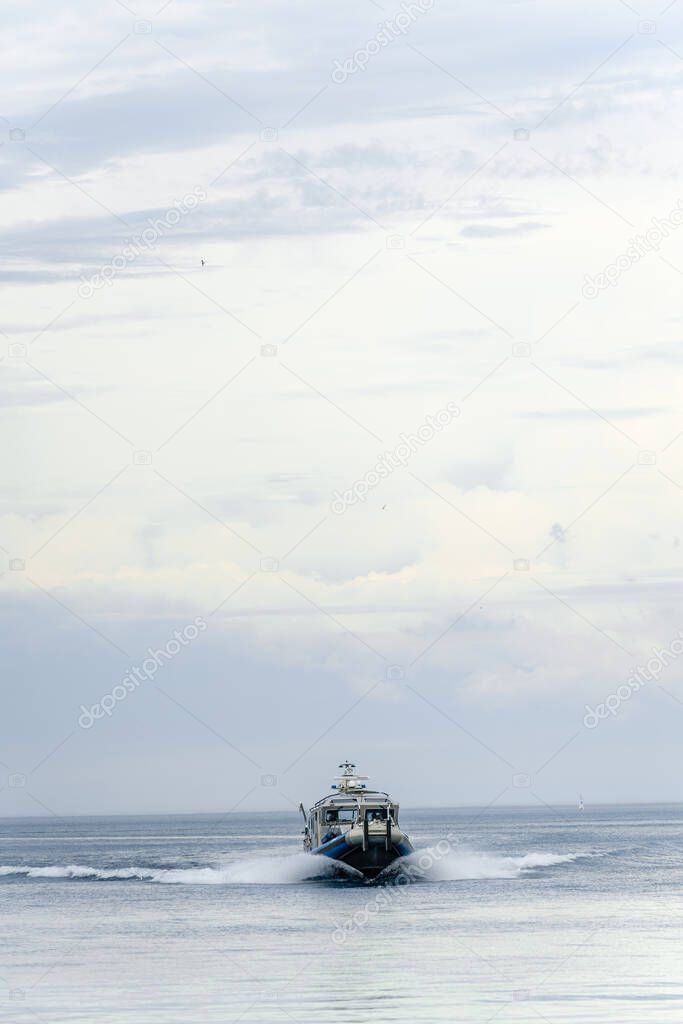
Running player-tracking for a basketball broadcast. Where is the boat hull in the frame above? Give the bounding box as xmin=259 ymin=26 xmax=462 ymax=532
xmin=312 ymin=828 xmax=413 ymax=879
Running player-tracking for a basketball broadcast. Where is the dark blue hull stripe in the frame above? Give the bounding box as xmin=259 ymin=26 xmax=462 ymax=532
xmin=312 ymin=834 xmax=352 ymax=858
xmin=311 ymin=833 xmax=414 ymax=864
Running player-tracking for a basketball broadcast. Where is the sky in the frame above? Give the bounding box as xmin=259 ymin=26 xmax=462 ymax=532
xmin=2 ymin=0 xmax=683 ymax=818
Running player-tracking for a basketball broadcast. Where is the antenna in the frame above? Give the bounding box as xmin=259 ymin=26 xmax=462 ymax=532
xmin=334 ymin=761 xmax=369 ymax=791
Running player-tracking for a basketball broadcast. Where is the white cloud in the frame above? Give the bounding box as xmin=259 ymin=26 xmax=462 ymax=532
xmin=3 ymin=0 xmax=683 ymax=811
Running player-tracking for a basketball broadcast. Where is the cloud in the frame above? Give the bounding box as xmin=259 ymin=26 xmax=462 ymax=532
xmin=0 ymin=368 xmax=72 ymax=407
xmin=460 ymin=221 xmax=550 ymax=238
xmin=550 ymin=522 xmax=567 ymax=543
xmin=3 ymin=0 xmax=683 ymax=812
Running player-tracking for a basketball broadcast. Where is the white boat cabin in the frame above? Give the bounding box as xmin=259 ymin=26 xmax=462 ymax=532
xmin=302 ymin=762 xmax=401 ymax=850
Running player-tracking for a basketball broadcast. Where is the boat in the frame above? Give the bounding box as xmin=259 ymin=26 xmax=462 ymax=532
xmin=300 ymin=761 xmax=413 ymax=879
xmin=578 ymin=794 xmax=585 ymax=812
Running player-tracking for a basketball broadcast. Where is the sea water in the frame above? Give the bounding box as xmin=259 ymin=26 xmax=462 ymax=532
xmin=1 ymin=804 xmax=682 ymax=1022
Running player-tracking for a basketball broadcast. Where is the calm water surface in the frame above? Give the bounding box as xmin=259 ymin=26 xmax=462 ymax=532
xmin=1 ymin=804 xmax=682 ymax=1022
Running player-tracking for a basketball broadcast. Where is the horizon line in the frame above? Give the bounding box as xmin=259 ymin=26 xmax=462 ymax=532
xmin=1 ymin=799 xmax=682 ymax=822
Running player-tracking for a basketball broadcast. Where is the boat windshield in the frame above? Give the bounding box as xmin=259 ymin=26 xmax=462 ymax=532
xmin=325 ymin=808 xmax=356 ymax=823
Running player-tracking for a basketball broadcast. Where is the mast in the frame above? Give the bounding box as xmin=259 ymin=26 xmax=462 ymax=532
xmin=334 ymin=761 xmax=369 ymax=794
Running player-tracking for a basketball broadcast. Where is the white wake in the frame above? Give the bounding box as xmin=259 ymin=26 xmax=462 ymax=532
xmin=386 ymin=847 xmax=590 ymax=881
xmin=0 ymin=853 xmax=361 ymax=885
xmin=0 ymin=849 xmax=593 ymax=885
